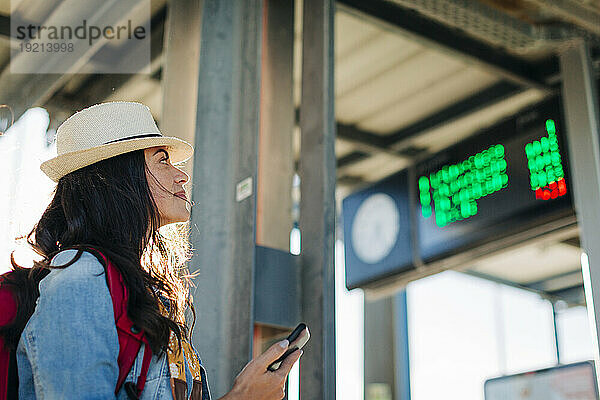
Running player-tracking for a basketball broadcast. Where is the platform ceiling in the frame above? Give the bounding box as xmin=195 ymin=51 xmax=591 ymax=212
xmin=2 ymin=0 xmax=599 ymax=304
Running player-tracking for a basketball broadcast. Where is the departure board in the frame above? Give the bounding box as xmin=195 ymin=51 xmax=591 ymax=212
xmin=416 ymin=98 xmax=574 ymax=262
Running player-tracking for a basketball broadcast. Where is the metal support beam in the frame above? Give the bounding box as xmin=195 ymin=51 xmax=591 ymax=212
xmin=465 ymin=269 xmax=585 ymax=307
xmin=547 ymin=286 xmax=585 ymax=306
xmin=337 ymin=150 xmax=370 ymax=169
xmin=298 ymin=0 xmax=337 ymax=397
xmin=551 ymin=301 xmax=562 ymax=365
xmin=559 ymin=39 xmax=600 ymax=389
xmin=337 ymin=123 xmax=410 ymax=159
xmin=526 ymin=0 xmax=600 ymax=36
xmin=365 ymin=296 xmax=396 ymax=400
xmin=336 ymin=123 xmax=390 ymax=150
xmin=337 ymin=174 xmax=367 ymax=186
xmin=336 ymin=0 xmax=555 ymax=90
xmin=189 ymin=0 xmax=263 ymax=397
xmin=393 ymin=290 xmax=411 ymax=400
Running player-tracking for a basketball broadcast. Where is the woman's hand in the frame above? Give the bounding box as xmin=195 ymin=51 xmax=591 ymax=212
xmin=219 ymin=339 xmax=303 ymax=400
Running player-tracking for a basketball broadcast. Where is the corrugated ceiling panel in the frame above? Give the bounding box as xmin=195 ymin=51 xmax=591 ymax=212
xmin=335 ymin=138 xmax=358 ymax=158
xmin=336 ymin=50 xmax=466 ymax=125
xmin=335 ymin=12 xmax=381 ymax=59
xmin=469 ymin=242 xmax=582 ymax=284
xmin=358 ymin=67 xmax=499 ymax=134
xmin=340 ymin=152 xmax=410 ymax=182
xmin=335 ymin=31 xmax=422 ymax=97
xmin=408 ymin=88 xmax=547 ymax=153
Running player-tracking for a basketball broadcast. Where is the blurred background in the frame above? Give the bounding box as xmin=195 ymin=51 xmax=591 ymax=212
xmin=1 ymin=0 xmax=600 ymax=399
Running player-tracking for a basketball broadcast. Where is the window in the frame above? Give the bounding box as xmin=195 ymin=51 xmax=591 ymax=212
xmin=407 ymin=271 xmax=557 ymax=400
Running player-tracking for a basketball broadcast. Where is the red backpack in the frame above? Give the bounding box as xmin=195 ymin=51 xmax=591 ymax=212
xmin=0 ymin=248 xmax=152 ymax=399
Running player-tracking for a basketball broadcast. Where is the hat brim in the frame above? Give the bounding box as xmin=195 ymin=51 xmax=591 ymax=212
xmin=40 ymin=135 xmax=194 ymax=182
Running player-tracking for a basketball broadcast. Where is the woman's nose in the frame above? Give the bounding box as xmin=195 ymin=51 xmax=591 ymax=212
xmin=174 ymin=166 xmax=190 ymax=184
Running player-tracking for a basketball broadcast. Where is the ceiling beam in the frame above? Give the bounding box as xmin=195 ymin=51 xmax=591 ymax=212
xmin=526 ymin=270 xmax=583 ymax=293
xmin=333 ymin=81 xmax=526 ymax=171
xmin=545 ymin=285 xmax=584 ymax=307
xmin=337 ymin=150 xmax=370 ymax=168
xmin=526 ymin=0 xmax=600 ymax=36
xmin=337 ymin=122 xmax=387 ymax=148
xmin=334 ymin=77 xmax=600 ymax=173
xmin=336 ymin=122 xmax=410 ymax=159
xmin=38 ymin=6 xmax=166 ymax=121
xmin=337 ymin=174 xmax=367 ymax=186
xmin=335 ymin=123 xmax=412 ymax=179
xmin=383 ymin=81 xmax=524 ymax=149
xmin=0 ymin=0 xmax=152 ymax=121
xmin=464 ymin=270 xmax=582 ymax=306
xmin=337 ymin=0 xmax=557 ymax=90
xmin=0 ymin=14 xmax=9 ymax=38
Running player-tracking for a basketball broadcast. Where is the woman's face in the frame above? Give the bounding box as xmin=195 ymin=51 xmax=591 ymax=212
xmin=144 ymin=146 xmax=191 ymax=226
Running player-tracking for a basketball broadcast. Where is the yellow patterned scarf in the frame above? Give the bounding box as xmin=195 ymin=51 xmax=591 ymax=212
xmin=158 ymin=299 xmax=204 ymax=400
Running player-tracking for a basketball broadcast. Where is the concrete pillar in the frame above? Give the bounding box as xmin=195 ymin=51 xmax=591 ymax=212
xmin=253 ymin=0 xmax=296 ymax=388
xmin=189 ymin=1 xmax=263 ymax=397
xmin=298 ymin=0 xmax=337 ymax=397
xmin=559 ymin=39 xmax=600 ymax=389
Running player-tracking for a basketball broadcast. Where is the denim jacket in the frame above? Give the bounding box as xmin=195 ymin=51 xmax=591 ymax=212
xmin=16 ymin=249 xmax=210 ymax=399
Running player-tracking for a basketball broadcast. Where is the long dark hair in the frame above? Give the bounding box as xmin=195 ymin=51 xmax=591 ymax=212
xmin=0 ymin=149 xmax=195 ymax=355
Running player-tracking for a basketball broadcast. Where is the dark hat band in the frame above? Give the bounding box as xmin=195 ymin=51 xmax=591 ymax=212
xmin=104 ymin=133 xmax=163 ymax=145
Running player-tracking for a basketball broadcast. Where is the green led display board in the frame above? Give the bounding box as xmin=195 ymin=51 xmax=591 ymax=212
xmin=525 ymin=119 xmax=567 ymax=200
xmin=416 ymin=98 xmax=572 ymax=262
xmin=341 ymin=97 xmax=574 ymax=289
xmin=418 ymin=144 xmax=509 ymax=227
xmin=418 ymin=119 xmax=568 ymax=228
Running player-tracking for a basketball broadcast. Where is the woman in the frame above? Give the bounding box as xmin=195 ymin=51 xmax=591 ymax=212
xmin=6 ymin=102 xmax=301 ymax=399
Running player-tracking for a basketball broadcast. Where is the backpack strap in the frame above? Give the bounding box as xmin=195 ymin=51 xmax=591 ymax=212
xmin=0 ymin=248 xmax=153 ymax=399
xmin=85 ymin=248 xmax=153 ymax=398
xmin=0 ymin=274 xmax=18 ymax=400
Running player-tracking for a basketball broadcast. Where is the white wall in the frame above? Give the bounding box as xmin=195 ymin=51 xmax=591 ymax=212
xmin=0 ymin=107 xmax=55 ymax=274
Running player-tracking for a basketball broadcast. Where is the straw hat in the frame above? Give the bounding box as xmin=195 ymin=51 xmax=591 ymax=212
xmin=40 ymin=101 xmax=193 ymax=182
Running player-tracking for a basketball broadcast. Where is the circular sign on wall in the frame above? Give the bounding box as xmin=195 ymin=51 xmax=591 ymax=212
xmin=351 ymin=193 xmax=400 ymax=264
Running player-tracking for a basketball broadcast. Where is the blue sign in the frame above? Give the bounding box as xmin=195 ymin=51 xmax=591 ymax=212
xmin=342 ymin=169 xmax=413 ymax=290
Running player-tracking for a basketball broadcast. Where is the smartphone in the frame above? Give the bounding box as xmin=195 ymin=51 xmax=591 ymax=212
xmin=267 ymin=323 xmax=310 ymax=372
